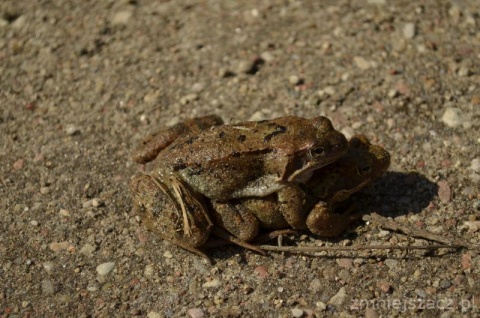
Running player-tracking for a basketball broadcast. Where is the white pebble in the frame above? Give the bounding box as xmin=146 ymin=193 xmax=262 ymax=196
xmin=292 ymin=308 xmax=304 ymax=318
xmin=329 ymin=287 xmax=347 ymax=306
xmin=403 ymin=23 xmax=416 ymax=39
xmin=289 ymin=75 xmax=301 ymax=85
xmin=441 ymin=107 xmax=463 ymax=128
xmin=202 ymin=279 xmax=221 ymax=288
xmin=112 ymin=10 xmax=132 ymax=25
xmin=65 ymin=125 xmax=80 ymax=135
xmin=163 ymin=250 xmax=173 ymax=259
xmin=92 ymin=198 xmax=102 ymax=207
xmin=470 ymin=158 xmax=480 ymax=172
xmin=147 ymin=311 xmax=163 ymax=318
xmin=42 ymin=261 xmax=55 ymax=273
xmin=96 ymin=262 xmax=115 ymax=276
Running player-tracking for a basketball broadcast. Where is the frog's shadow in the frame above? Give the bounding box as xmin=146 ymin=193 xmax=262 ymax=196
xmin=208 ymin=171 xmax=439 ymax=261
xmin=353 ymin=171 xmax=438 ymax=218
xmin=318 ymin=170 xmax=439 ymax=243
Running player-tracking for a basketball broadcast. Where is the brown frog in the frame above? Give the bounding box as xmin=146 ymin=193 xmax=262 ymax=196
xmin=130 ymin=115 xmax=348 ymax=260
xmin=238 ymin=135 xmax=391 ymax=237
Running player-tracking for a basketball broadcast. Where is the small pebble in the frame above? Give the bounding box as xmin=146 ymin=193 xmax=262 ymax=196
xmin=191 ymin=82 xmax=205 ymax=93
xmin=65 ymin=125 xmax=80 ymax=135
xmin=49 ymin=241 xmax=70 ymax=252
xmin=163 ymin=250 xmax=173 ymax=259
xmin=82 ymin=200 xmax=93 ymax=208
xmin=260 ymin=51 xmax=274 ymax=63
xmin=385 ymin=259 xmax=399 ymax=270
xmin=79 ymin=243 xmax=95 ymax=256
xmin=439 ymin=279 xmax=451 ymax=289
xmin=289 ymin=75 xmax=301 ymax=85
xmin=41 ymin=279 xmax=55 ymax=295
xmin=367 ymin=0 xmax=386 ymax=4
xmin=461 ymin=253 xmax=472 ymax=270
xmin=403 ymin=23 xmax=416 ymax=39
xmin=11 ymin=15 xmax=27 ymax=29
xmin=377 ymin=281 xmax=392 ymax=293
xmin=91 ymin=198 xmax=102 ymax=207
xmin=87 ymin=286 xmax=98 ymax=292
xmin=329 ymin=287 xmax=347 ymax=306
xmin=144 ymin=264 xmax=154 ymax=277
xmin=457 ymin=65 xmax=470 ymax=77
xmin=42 ymin=261 xmax=55 ymax=273
xmin=316 ymin=301 xmax=326 ymax=310
xmin=187 ymin=308 xmax=204 ymax=318
xmin=437 ymin=180 xmax=451 ymax=203
xmin=143 ymin=90 xmax=159 ymax=104
xmin=254 ymin=265 xmax=268 ymax=278
xmin=147 ymin=311 xmax=162 ymax=318
xmin=353 ymin=56 xmax=375 ymax=70
xmin=179 ymin=93 xmax=199 ymax=105
xmin=40 ymin=186 xmax=50 ymax=194
xmin=112 ymin=10 xmax=133 ymax=25
xmin=309 ymin=278 xmax=322 ymax=292
xmin=13 ymin=159 xmax=24 ymax=170
xmin=237 ymin=60 xmax=255 ymax=74
xmin=30 ymin=220 xmax=39 ymax=226
xmin=336 ymin=258 xmax=353 ymax=268
xmin=377 ymin=230 xmax=390 ymax=238
xmin=463 ymin=221 xmax=480 ymax=233
xmin=202 ymin=279 xmax=221 ymax=288
xmin=470 ymin=158 xmax=480 ymax=172
xmin=59 ymin=209 xmax=70 ymax=217
xmin=441 ymin=107 xmax=463 ymax=128
xmin=292 ymin=308 xmax=304 ymax=318
xmin=96 ymin=262 xmax=115 ymax=276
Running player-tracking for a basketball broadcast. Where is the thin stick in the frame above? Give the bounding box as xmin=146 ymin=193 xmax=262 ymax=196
xmin=258 ymin=244 xmax=459 ymax=254
xmin=364 ymin=213 xmax=473 ymax=249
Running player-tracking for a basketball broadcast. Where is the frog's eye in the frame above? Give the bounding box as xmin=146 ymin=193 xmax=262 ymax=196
xmin=309 ymin=147 xmax=325 ymax=157
xmin=358 ymin=165 xmax=371 ymax=176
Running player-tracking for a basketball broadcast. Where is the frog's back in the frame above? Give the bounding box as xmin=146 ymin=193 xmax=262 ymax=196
xmin=158 ymin=116 xmax=318 ymax=167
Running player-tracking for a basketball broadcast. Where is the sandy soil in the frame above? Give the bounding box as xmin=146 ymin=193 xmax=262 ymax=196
xmin=1 ymin=0 xmax=479 ymax=317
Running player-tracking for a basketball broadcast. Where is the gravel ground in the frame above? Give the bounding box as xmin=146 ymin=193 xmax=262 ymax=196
xmin=1 ymin=0 xmax=479 ymax=317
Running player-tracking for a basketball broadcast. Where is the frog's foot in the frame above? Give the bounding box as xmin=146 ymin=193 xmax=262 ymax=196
xmin=166 ymin=238 xmax=212 ymax=265
xmin=132 ymin=115 xmax=224 ymax=164
xmin=306 ymin=202 xmax=357 ymax=237
xmin=254 ymin=229 xmax=299 ymax=244
xmin=211 ymin=226 xmax=266 ymax=255
xmin=210 ymin=201 xmax=260 ymax=242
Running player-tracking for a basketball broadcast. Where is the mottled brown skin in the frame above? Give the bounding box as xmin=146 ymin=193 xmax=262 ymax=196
xmin=239 ymin=135 xmax=391 ymax=237
xmin=130 ymin=115 xmax=348 ymax=257
xmin=132 ymin=115 xmax=224 ymax=164
xmin=153 ymin=116 xmax=348 ymax=200
xmin=130 ymin=174 xmax=214 ymax=261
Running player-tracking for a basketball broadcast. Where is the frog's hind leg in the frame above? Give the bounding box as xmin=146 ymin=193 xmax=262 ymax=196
xmin=131 ymin=174 xmax=214 ymax=263
xmin=211 ymin=226 xmax=266 ymax=255
xmin=132 ymin=115 xmax=224 ymax=164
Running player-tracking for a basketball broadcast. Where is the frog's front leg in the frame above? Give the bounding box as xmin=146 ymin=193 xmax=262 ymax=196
xmin=305 ymin=202 xmax=360 ymax=237
xmin=130 ymin=174 xmax=214 ymax=263
xmin=276 ymin=184 xmax=309 ymax=231
xmin=210 ymin=200 xmax=260 ymax=242
xmin=132 ymin=115 xmax=224 ymax=164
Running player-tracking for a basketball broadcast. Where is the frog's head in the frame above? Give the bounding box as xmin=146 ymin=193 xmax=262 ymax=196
xmin=287 ymin=116 xmax=348 ymax=183
xmin=349 ymin=134 xmax=390 ymax=180
xmin=307 ymin=134 xmax=390 ymax=201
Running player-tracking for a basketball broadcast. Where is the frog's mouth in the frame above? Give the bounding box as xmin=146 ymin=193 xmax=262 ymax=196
xmin=286 ymin=156 xmax=338 ymax=183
